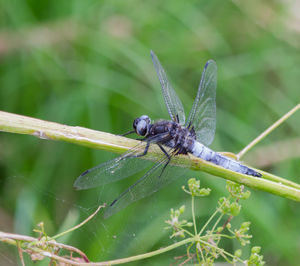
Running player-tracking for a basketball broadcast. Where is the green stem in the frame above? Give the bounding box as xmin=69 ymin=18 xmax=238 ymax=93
xmin=211 ymin=213 xmax=224 ymax=234
xmin=1 ymin=230 xmax=194 ymax=266
xmin=1 ymin=110 xmax=300 ymax=202
xmin=197 ymin=238 xmax=243 ymax=263
xmin=237 ymin=103 xmax=300 ymax=159
xmin=52 ymin=205 xmax=104 ymax=240
xmin=186 ymin=242 xmax=194 ymax=258
xmin=199 ymin=208 xmax=220 ymax=236
xmin=196 ymin=242 xmax=203 ymax=264
xmin=191 ymin=196 xmax=197 ymax=235
xmin=91 ymin=238 xmax=194 ymax=265
xmin=180 ymin=227 xmax=194 ymax=238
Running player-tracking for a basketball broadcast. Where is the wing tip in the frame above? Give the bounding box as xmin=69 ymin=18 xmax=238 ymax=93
xmin=81 ymin=169 xmax=90 ymax=176
xmin=73 ymin=179 xmax=81 ymax=190
xmin=204 ymin=59 xmax=217 ymax=69
xmin=103 ymin=200 xmax=117 ymax=219
xmin=150 ymin=50 xmax=156 ymax=60
xmin=73 ymin=170 xmax=90 ymax=190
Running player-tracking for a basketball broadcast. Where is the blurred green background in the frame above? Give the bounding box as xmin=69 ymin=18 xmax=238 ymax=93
xmin=0 ymin=0 xmax=299 ymax=265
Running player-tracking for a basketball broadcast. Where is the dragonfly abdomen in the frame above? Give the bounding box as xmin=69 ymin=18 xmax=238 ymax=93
xmin=190 ymin=141 xmax=261 ymax=177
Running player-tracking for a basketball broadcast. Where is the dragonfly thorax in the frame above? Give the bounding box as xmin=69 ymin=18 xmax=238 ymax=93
xmin=133 ymin=115 xmax=151 ymax=136
xmin=146 ymin=120 xmax=196 ymax=155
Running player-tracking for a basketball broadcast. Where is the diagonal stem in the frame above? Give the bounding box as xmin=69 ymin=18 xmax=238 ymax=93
xmin=1 ymin=110 xmax=300 ymax=201
xmin=237 ymin=103 xmax=300 ymax=159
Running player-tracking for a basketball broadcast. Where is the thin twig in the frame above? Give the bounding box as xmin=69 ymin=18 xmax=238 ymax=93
xmin=178 ymin=253 xmax=196 ymax=266
xmin=47 ymin=240 xmax=90 ymax=262
xmin=237 ymin=103 xmax=300 ymax=159
xmin=52 ymin=204 xmax=105 ymax=240
xmin=17 ymin=241 xmax=25 ymax=266
xmin=191 ymin=196 xmax=197 ymax=235
xmin=1 ymin=231 xmax=194 ymax=266
xmin=242 ymin=137 xmax=300 ymax=168
xmin=0 ymin=232 xmax=90 ymax=263
xmin=218 ymin=200 xmax=240 ymax=234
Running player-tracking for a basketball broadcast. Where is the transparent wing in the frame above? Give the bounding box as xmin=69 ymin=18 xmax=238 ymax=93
xmin=74 ymin=133 xmax=171 ymax=190
xmin=104 ymin=153 xmax=192 ymax=218
xmin=74 ymin=144 xmax=152 ymax=190
xmin=186 ymin=60 xmax=217 ymax=146
xmin=151 ymin=51 xmax=185 ymax=124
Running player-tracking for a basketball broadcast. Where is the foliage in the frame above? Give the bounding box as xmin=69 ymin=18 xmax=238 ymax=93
xmin=1 ymin=180 xmax=266 ymax=266
xmin=165 ymin=179 xmax=265 ymax=265
xmin=0 ymin=0 xmax=300 ymax=265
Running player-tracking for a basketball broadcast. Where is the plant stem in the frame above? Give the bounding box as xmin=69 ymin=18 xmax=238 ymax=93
xmin=1 ymin=231 xmax=194 ymax=265
xmin=191 ymin=196 xmax=197 ymax=235
xmin=92 ymin=238 xmax=194 ymax=265
xmin=17 ymin=241 xmax=25 ymax=266
xmin=237 ymin=103 xmax=300 ymax=159
xmin=196 ymin=242 xmax=203 ymax=264
xmin=199 ymin=207 xmax=221 ymax=236
xmin=211 ymin=213 xmax=224 ymax=234
xmin=52 ymin=204 xmax=105 ymax=240
xmin=197 ymin=238 xmax=243 ymax=263
xmin=1 ymin=110 xmax=300 ymax=202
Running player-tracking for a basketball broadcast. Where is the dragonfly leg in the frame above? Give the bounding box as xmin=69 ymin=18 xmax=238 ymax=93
xmin=187 ymin=121 xmax=192 ymax=129
xmin=158 ymin=146 xmax=178 ymax=179
xmin=132 ymin=142 xmax=150 ymax=158
xmin=157 ymin=144 xmax=170 ymax=160
xmin=120 ymin=130 xmax=135 ymax=136
xmin=158 ymin=154 xmax=171 ymax=179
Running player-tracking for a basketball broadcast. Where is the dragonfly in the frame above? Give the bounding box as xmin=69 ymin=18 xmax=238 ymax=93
xmin=74 ymin=51 xmax=261 ymax=218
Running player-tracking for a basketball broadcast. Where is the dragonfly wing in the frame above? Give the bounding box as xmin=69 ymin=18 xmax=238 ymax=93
xmin=74 ymin=132 xmax=171 ymax=190
xmin=104 ymin=153 xmax=191 ymax=218
xmin=74 ymin=143 xmax=153 ymax=190
xmin=151 ymin=51 xmax=185 ymax=124
xmin=186 ymin=60 xmax=217 ymax=146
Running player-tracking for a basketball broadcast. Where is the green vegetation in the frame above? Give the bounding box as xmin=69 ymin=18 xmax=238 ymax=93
xmin=0 ymin=179 xmax=266 ymax=265
xmin=0 ymin=1 xmax=299 ymax=265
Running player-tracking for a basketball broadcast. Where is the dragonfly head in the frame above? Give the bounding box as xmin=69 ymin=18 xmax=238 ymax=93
xmin=133 ymin=115 xmax=151 ymax=136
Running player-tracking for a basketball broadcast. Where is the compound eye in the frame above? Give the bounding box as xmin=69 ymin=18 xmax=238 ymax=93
xmin=133 ymin=119 xmax=138 ymax=130
xmin=136 ymin=120 xmax=148 ymax=136
xmin=133 ymin=115 xmax=151 ymax=136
